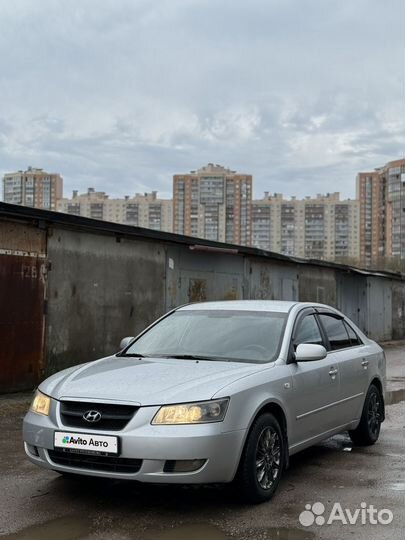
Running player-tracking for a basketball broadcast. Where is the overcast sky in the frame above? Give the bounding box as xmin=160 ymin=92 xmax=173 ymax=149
xmin=0 ymin=0 xmax=404 ymax=200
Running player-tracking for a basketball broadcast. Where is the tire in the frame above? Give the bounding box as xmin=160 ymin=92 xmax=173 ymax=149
xmin=349 ymin=383 xmax=383 ymax=446
xmin=234 ymin=413 xmax=286 ymax=504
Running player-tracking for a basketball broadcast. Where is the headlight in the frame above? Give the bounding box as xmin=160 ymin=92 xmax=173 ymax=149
xmin=152 ymin=398 xmax=229 ymax=425
xmin=30 ymin=390 xmax=51 ymax=416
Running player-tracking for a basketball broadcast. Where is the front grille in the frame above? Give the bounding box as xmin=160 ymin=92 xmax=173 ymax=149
xmin=48 ymin=449 xmax=142 ymax=474
xmin=60 ymin=401 xmax=138 ymax=431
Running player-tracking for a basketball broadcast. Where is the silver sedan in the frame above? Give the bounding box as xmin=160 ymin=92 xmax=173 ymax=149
xmin=23 ymin=300 xmax=386 ymax=503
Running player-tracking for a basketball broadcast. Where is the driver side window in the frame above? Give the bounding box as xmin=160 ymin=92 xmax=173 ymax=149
xmin=293 ymin=314 xmax=323 ymax=349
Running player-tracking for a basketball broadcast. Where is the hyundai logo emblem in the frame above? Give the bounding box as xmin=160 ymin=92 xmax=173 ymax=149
xmin=83 ymin=410 xmax=102 ymax=423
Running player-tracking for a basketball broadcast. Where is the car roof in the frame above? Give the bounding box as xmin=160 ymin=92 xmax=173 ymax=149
xmin=178 ymin=300 xmax=298 ymax=313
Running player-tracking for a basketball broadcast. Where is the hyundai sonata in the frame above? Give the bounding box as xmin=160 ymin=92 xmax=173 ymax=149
xmin=23 ymin=301 xmax=385 ymax=503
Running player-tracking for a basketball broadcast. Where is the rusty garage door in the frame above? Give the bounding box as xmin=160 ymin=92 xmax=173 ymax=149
xmin=0 ymin=222 xmax=47 ymax=392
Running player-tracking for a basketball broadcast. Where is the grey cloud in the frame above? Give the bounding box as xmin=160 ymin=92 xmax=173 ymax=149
xmin=0 ymin=0 xmax=404 ymax=200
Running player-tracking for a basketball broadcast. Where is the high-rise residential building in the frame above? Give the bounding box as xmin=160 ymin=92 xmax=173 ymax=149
xmin=357 ymin=159 xmax=405 ymax=268
xmin=173 ymin=164 xmax=252 ymax=245
xmin=2 ymin=167 xmax=63 ymax=210
xmin=356 ymin=171 xmax=386 ymax=267
xmin=252 ymin=192 xmax=360 ymax=262
xmin=381 ymin=159 xmax=405 ymax=260
xmin=57 ymin=189 xmax=173 ymax=232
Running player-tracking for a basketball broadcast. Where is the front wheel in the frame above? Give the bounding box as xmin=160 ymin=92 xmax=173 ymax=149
xmin=349 ymin=383 xmax=383 ymax=446
xmin=234 ymin=413 xmax=286 ymax=504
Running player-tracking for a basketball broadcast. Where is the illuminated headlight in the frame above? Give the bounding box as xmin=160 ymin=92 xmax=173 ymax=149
xmin=30 ymin=390 xmax=51 ymax=416
xmin=152 ymin=398 xmax=229 ymax=425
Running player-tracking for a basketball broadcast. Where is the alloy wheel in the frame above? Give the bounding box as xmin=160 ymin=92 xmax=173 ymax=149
xmin=255 ymin=427 xmax=281 ymax=490
xmin=367 ymin=391 xmax=381 ymax=436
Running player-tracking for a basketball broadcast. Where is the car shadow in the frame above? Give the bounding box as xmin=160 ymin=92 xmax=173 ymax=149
xmin=47 ymin=433 xmax=355 ymax=513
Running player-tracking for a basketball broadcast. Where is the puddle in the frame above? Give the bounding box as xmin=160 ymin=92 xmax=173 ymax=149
xmin=389 ymin=482 xmax=405 ymax=492
xmin=3 ymin=515 xmax=90 ymax=540
xmin=386 ymin=388 xmax=405 ymax=405
xmin=141 ymin=523 xmax=227 ymax=540
xmin=261 ymin=528 xmax=315 ymax=540
xmin=140 ymin=523 xmax=314 ymax=540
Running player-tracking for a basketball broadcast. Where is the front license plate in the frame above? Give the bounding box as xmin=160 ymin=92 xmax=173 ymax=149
xmin=54 ymin=431 xmax=119 ymax=455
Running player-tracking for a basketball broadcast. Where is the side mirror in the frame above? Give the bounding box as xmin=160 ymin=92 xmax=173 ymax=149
xmin=120 ymin=336 xmax=134 ymax=350
xmin=295 ymin=343 xmax=327 ymax=362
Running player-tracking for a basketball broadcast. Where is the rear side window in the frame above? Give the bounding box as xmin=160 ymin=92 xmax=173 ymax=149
xmin=344 ymin=321 xmax=362 ymax=346
xmin=318 ymin=315 xmax=351 ymax=351
xmin=293 ymin=314 xmax=323 ymax=348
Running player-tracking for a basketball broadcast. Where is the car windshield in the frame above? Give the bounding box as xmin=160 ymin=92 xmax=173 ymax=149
xmin=123 ymin=310 xmax=287 ymax=363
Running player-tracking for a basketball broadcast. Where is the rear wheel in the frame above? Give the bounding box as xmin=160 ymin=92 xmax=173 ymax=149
xmin=234 ymin=413 xmax=285 ymax=504
xmin=349 ymin=384 xmax=383 ymax=446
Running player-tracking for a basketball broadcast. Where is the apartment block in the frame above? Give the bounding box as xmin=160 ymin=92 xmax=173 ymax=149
xmin=2 ymin=167 xmax=63 ymax=210
xmin=356 ymin=171 xmax=386 ymax=267
xmin=381 ymin=159 xmax=405 ymax=260
xmin=252 ymin=192 xmax=360 ymax=262
xmin=357 ymin=159 xmax=405 ymax=267
xmin=57 ymin=189 xmax=173 ymax=232
xmin=173 ymin=164 xmax=252 ymax=245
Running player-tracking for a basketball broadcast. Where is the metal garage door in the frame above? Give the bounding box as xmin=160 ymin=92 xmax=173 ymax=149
xmin=0 ymin=254 xmax=47 ymax=392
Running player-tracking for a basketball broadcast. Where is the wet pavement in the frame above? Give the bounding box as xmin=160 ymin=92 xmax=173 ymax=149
xmin=0 ymin=344 xmax=404 ymax=540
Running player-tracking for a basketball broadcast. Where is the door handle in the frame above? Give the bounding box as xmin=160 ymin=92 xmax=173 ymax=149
xmin=329 ymin=367 xmax=338 ymax=377
xmin=361 ymin=359 xmax=369 ymax=368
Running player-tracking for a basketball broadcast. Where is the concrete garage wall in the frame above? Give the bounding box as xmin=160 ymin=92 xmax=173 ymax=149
xmin=46 ymin=229 xmax=166 ymax=374
xmin=2 ymin=202 xmax=405 ymax=391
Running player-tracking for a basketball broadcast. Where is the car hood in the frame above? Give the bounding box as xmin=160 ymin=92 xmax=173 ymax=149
xmin=40 ymin=355 xmax=269 ymax=405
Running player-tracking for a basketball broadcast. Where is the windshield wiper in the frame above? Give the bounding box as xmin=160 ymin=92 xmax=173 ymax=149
xmin=154 ymin=354 xmax=225 ymax=361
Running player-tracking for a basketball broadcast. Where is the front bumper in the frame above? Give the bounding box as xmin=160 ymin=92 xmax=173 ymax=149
xmin=23 ymin=403 xmax=246 ymax=484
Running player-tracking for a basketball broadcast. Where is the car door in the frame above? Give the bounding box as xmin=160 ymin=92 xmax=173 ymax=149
xmin=316 ymin=312 xmax=369 ymax=425
xmin=288 ymin=309 xmax=341 ymax=448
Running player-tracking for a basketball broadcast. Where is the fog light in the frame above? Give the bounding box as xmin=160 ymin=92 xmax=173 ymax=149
xmin=26 ymin=444 xmax=39 ymax=457
xmin=163 ymin=459 xmax=206 ymax=473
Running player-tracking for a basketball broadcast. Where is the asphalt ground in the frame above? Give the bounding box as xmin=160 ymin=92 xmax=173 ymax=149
xmin=0 ymin=343 xmax=404 ymax=540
